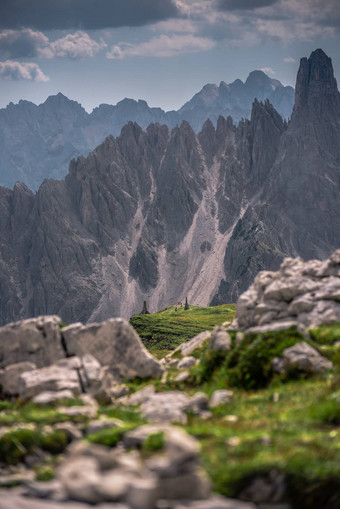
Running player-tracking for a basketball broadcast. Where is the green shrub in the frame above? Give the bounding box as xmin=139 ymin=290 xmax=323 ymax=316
xmin=87 ymin=424 xmax=136 ymax=447
xmin=35 ymin=465 xmax=55 ymax=482
xmin=310 ymin=323 xmax=340 ymax=345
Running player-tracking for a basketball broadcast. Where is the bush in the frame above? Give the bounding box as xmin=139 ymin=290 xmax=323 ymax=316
xmin=142 ymin=431 xmax=165 ymax=452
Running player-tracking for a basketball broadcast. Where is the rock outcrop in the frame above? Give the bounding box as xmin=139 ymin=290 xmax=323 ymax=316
xmin=0 ymin=49 xmax=338 ymax=326
xmin=235 ymin=250 xmax=340 ymax=332
xmin=0 ymin=316 xmax=164 ymax=399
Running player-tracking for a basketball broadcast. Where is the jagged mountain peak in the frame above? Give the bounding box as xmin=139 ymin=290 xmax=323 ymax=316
xmin=293 ymin=48 xmax=340 ymax=117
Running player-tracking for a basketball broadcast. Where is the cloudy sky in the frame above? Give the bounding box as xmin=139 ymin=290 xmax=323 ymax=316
xmin=0 ymin=0 xmax=339 ymax=112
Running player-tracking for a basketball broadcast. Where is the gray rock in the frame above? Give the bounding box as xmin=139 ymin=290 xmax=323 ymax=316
xmin=0 ymin=316 xmax=63 ymax=369
xmin=126 ymin=476 xmax=158 ymax=509
xmin=209 ymin=327 xmax=232 ymax=352
xmin=0 ymin=362 xmax=36 ymax=396
xmin=187 ymin=392 xmax=209 ymax=414
xmin=141 ymin=392 xmax=191 ymax=424
xmin=178 ymin=356 xmax=197 ymax=369
xmin=32 ymin=389 xmax=75 ymax=405
xmin=57 ymin=456 xmax=102 ymax=504
xmin=210 ymin=390 xmax=233 ymax=408
xmin=174 ymin=371 xmax=190 ymax=383
xmin=86 ymin=418 xmax=124 ymax=435
xmin=273 ymin=342 xmax=333 ymax=374
xmin=174 ymin=496 xmax=257 ymax=508
xmin=54 ymin=422 xmax=83 ymax=441
xmin=95 ymin=471 xmax=132 ymax=501
xmin=157 ymin=468 xmax=211 ymax=500
xmin=174 ymin=332 xmax=211 ymax=357
xmin=62 ymin=319 xmax=164 ymax=380
xmin=119 ymin=384 xmax=155 ymax=406
xmin=18 ymin=363 xmax=81 ymax=400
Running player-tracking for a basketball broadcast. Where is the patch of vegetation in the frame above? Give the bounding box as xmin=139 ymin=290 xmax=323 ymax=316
xmin=130 ymin=304 xmax=235 ymax=354
xmin=310 ymin=322 xmax=340 ymax=344
xmin=86 ymin=423 xmax=136 ymax=447
xmin=35 ymin=465 xmax=55 ymax=482
xmin=142 ymin=431 xmax=165 ymax=452
xmin=0 ymin=428 xmax=69 ymax=464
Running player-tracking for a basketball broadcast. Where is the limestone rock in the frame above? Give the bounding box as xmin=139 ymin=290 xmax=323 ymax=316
xmin=0 ymin=316 xmax=63 ymax=369
xmin=32 ymin=389 xmax=75 ymax=405
xmin=18 ymin=360 xmax=81 ymax=400
xmin=236 ymin=251 xmax=340 ymax=332
xmin=174 ymin=331 xmax=211 ymax=357
xmin=0 ymin=362 xmax=36 ymax=396
xmin=209 ymin=327 xmax=232 ymax=351
xmin=272 ymin=342 xmax=333 ymax=375
xmin=178 ymin=356 xmax=197 ymax=369
xmin=62 ymin=319 xmax=164 ymax=380
xmin=57 ymin=456 xmax=102 ymax=504
xmin=141 ymin=391 xmax=191 ymax=424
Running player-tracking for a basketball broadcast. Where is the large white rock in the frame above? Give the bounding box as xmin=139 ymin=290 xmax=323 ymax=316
xmin=141 ymin=391 xmax=191 ymax=424
xmin=0 ymin=316 xmax=64 ymax=369
xmin=62 ymin=318 xmax=164 ymax=380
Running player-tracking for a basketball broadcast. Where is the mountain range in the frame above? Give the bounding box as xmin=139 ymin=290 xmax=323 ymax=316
xmin=0 ymin=48 xmax=338 ymax=327
xmin=0 ymin=70 xmax=294 ymax=191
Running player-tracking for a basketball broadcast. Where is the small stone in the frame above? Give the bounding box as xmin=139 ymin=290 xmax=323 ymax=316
xmin=57 ymin=405 xmax=98 ymax=418
xmin=178 ymin=356 xmax=197 ymax=369
xmin=87 ymin=418 xmax=124 ymax=435
xmin=227 ymin=437 xmax=241 ymax=447
xmin=54 ymin=422 xmax=82 ymax=441
xmin=235 ymin=332 xmax=245 ymax=346
xmin=187 ymin=392 xmax=209 ymax=414
xmin=120 ymin=384 xmax=155 ymax=406
xmin=223 ymin=415 xmax=238 ymax=423
xmin=210 ymin=390 xmax=233 ymax=408
xmin=174 ymin=371 xmax=190 ymax=382
xmin=141 ymin=391 xmax=191 ymax=424
xmin=174 ymin=331 xmax=211 ymax=357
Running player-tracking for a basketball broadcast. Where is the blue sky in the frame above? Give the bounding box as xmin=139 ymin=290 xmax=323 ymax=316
xmin=0 ymin=0 xmax=339 ymax=112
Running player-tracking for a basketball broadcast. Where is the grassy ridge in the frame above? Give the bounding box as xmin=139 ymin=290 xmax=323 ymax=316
xmin=130 ymin=304 xmax=236 ymax=356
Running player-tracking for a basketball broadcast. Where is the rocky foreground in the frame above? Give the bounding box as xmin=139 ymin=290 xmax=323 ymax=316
xmin=0 ymin=251 xmax=340 ymax=508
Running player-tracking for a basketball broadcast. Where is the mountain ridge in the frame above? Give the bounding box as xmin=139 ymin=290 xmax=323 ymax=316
xmin=0 ymin=70 xmax=294 ymax=191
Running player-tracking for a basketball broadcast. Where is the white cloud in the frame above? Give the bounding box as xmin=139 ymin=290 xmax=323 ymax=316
xmin=40 ymin=31 xmax=107 ymax=59
xmin=283 ymin=56 xmax=296 ymax=63
xmin=106 ymin=34 xmax=215 ymax=59
xmin=260 ymin=66 xmax=276 ymax=75
xmin=0 ymin=60 xmax=49 ymax=81
xmin=0 ymin=28 xmax=107 ymax=60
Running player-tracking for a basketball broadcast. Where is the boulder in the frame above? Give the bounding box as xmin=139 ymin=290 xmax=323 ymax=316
xmin=272 ymin=342 xmax=333 ymax=375
xmin=209 ymin=328 xmax=232 ymax=352
xmin=62 ymin=319 xmax=164 ymax=380
xmin=174 ymin=331 xmax=211 ymax=357
xmin=0 ymin=362 xmax=36 ymax=396
xmin=0 ymin=316 xmax=64 ymax=369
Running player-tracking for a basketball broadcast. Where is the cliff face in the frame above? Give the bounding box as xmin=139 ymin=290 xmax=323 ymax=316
xmin=0 ymin=49 xmax=338 ymax=325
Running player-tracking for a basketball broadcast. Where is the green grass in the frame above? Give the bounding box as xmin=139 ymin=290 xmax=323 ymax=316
xmin=130 ymin=304 xmax=235 ymax=354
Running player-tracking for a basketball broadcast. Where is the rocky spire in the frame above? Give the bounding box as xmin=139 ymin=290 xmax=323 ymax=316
xmin=293 ymin=48 xmax=340 ymax=118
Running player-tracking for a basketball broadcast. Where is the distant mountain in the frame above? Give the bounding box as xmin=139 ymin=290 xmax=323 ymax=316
xmin=0 ymin=71 xmax=294 ymax=191
xmin=178 ymin=70 xmax=294 ymax=132
xmin=0 ymin=49 xmax=338 ymax=326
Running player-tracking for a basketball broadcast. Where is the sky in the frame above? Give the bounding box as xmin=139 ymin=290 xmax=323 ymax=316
xmin=0 ymin=0 xmax=339 ymax=112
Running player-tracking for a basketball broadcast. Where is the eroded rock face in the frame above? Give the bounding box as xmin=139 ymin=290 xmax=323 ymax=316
xmin=236 ymin=250 xmax=340 ymax=332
